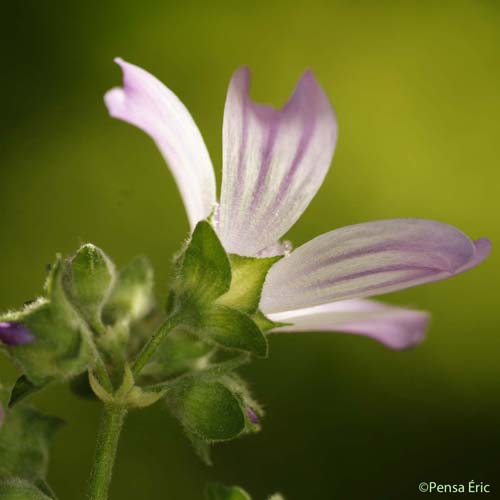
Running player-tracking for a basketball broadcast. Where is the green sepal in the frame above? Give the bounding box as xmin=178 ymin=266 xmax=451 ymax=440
xmin=0 ymin=479 xmax=53 ymax=500
xmin=217 ymin=254 xmax=282 ymax=314
xmin=167 ymin=380 xmax=246 ymax=442
xmin=252 ymin=310 xmax=285 ymax=333
xmin=268 ymin=495 xmax=285 ymax=500
xmin=33 ymin=480 xmax=58 ymax=500
xmin=8 ymin=375 xmax=42 ymax=408
xmin=89 ymin=365 xmax=166 ymax=409
xmin=2 ymin=259 xmax=96 ymax=385
xmin=64 ymin=244 xmax=116 ymax=333
xmin=0 ymin=403 xmax=63 ymax=484
xmin=222 ymin=374 xmax=264 ymax=434
xmin=142 ymin=330 xmax=214 ymax=379
xmin=205 ymin=484 xmax=252 ymax=500
xmin=177 ymin=221 xmax=231 ymax=304
xmin=102 ymin=256 xmax=155 ymax=326
xmin=196 ymin=306 xmax=268 ymax=358
xmin=186 ymin=430 xmax=212 ymax=466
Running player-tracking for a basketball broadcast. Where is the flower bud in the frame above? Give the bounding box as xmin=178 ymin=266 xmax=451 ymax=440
xmin=0 ymin=322 xmax=34 ymax=346
xmin=245 ymin=406 xmax=260 ymax=424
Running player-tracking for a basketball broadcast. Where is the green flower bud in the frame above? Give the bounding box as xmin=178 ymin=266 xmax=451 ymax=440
xmin=65 ymin=244 xmax=116 ymax=333
xmin=167 ymin=380 xmax=245 ymax=442
xmin=102 ymin=256 xmax=155 ymax=326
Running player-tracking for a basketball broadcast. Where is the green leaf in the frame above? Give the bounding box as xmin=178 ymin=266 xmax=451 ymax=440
xmin=179 ymin=221 xmax=231 ymax=304
xmin=102 ymin=256 xmax=155 ymax=326
xmin=0 ymin=405 xmax=63 ymax=483
xmin=217 ymin=255 xmax=281 ymax=313
xmin=2 ymin=260 xmax=96 ymax=385
xmin=205 ymin=484 xmax=252 ymax=500
xmin=197 ymin=306 xmax=268 ymax=358
xmin=167 ymin=380 xmax=245 ymax=442
xmin=64 ymin=244 xmax=116 ymax=333
xmin=0 ymin=479 xmax=53 ymax=500
xmin=8 ymin=376 xmax=42 ymax=408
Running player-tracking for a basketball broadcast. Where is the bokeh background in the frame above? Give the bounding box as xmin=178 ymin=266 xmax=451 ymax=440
xmin=1 ymin=1 xmax=499 ymax=499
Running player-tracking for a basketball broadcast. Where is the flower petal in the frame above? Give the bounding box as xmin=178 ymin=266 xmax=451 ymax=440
xmin=268 ymin=299 xmax=429 ymax=350
xmin=457 ymin=237 xmax=491 ymax=272
xmin=261 ymin=219 xmax=488 ymax=313
xmin=105 ymin=58 xmax=216 ymax=229
xmin=0 ymin=322 xmax=34 ymax=345
xmin=219 ymin=67 xmax=337 ymax=256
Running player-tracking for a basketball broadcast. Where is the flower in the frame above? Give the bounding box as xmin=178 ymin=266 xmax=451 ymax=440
xmin=0 ymin=322 xmax=34 ymax=346
xmin=245 ymin=406 xmax=260 ymax=425
xmin=105 ymin=59 xmax=490 ymax=350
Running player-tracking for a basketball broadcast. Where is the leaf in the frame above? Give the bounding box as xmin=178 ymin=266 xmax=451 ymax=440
xmin=198 ymin=306 xmax=268 ymax=358
xmin=217 ymin=255 xmax=281 ymax=314
xmin=0 ymin=479 xmax=53 ymax=500
xmin=267 ymin=495 xmax=285 ymax=500
xmin=0 ymin=405 xmax=63 ymax=482
xmin=64 ymin=244 xmax=116 ymax=333
xmin=167 ymin=380 xmax=245 ymax=442
xmin=179 ymin=221 xmax=232 ymax=304
xmin=8 ymin=376 xmax=42 ymax=408
xmin=205 ymin=484 xmax=252 ymax=500
xmin=102 ymin=256 xmax=155 ymax=326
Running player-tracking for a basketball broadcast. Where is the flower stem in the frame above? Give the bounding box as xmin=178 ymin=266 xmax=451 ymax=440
xmin=85 ymin=405 xmax=127 ymax=500
xmin=131 ymin=313 xmax=182 ymax=377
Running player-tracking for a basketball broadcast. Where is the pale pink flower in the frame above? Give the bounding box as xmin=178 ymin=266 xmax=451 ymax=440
xmin=105 ymin=59 xmax=490 ymax=350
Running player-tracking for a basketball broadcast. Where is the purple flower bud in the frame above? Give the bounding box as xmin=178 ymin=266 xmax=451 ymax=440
xmin=0 ymin=322 xmax=34 ymax=346
xmin=246 ymin=406 xmax=260 ymax=424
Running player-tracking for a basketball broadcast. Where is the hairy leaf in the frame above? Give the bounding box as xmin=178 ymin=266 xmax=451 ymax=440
xmin=0 ymin=405 xmax=63 ymax=483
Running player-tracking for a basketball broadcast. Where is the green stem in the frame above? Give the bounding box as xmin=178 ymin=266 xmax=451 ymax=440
xmin=94 ymin=356 xmax=114 ymax=393
xmin=131 ymin=313 xmax=182 ymax=377
xmin=85 ymin=314 xmax=181 ymax=499
xmin=85 ymin=405 xmax=127 ymax=500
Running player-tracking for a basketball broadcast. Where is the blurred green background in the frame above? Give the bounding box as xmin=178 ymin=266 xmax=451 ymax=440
xmin=1 ymin=1 xmax=499 ymax=498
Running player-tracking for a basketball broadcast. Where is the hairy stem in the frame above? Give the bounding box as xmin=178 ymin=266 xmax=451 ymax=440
xmin=131 ymin=313 xmax=182 ymax=377
xmin=85 ymin=405 xmax=127 ymax=500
